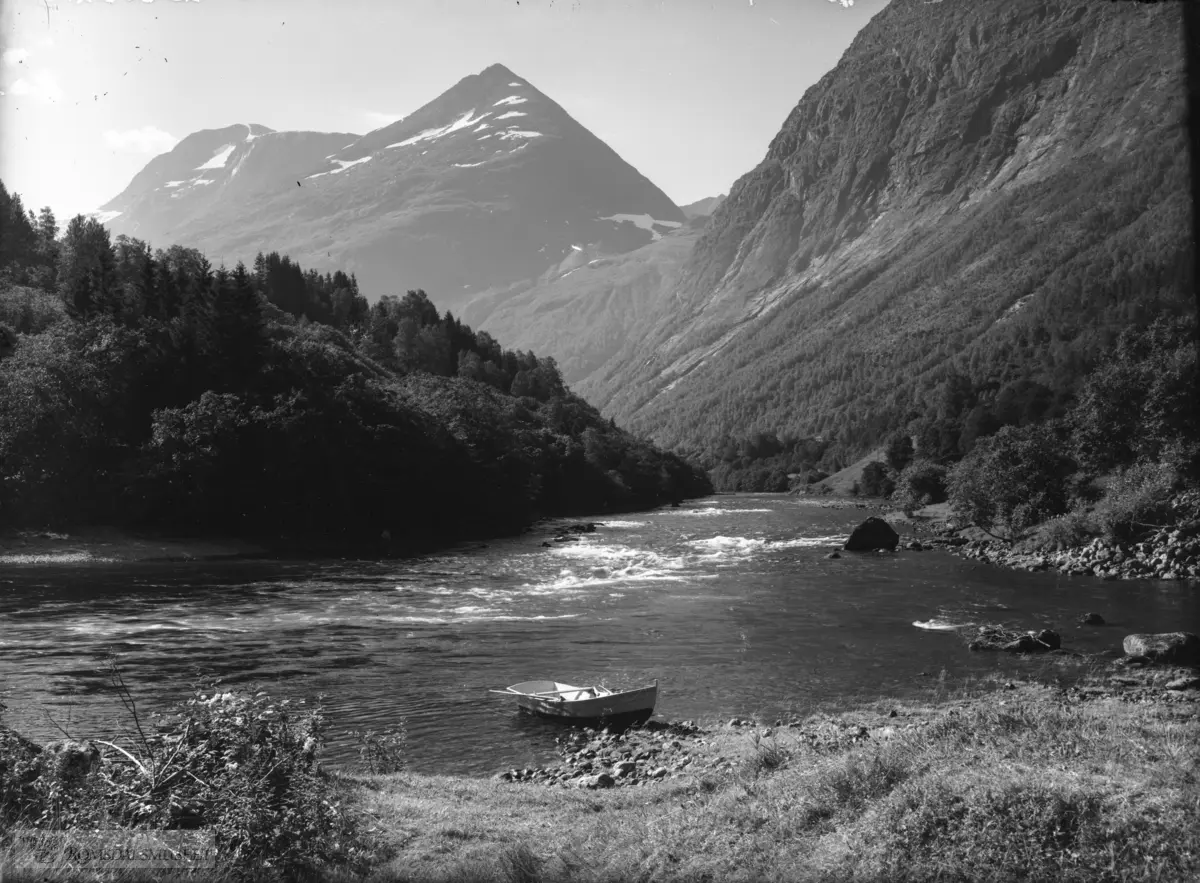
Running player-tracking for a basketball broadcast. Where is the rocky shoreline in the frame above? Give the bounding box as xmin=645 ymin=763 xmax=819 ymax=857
xmin=934 ymin=523 xmax=1200 ymax=581
xmin=489 ymin=630 xmax=1199 ymax=789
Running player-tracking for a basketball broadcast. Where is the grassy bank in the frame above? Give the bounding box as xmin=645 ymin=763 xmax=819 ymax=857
xmin=3 ymin=662 xmax=1197 ymax=882
xmin=350 ymin=665 xmax=1200 ymax=882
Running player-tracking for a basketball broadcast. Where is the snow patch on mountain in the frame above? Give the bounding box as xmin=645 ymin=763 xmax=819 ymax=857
xmin=493 ymin=95 xmax=527 ymax=107
xmin=496 ymin=111 xmax=527 ymax=120
xmin=89 ymin=210 xmax=123 ymax=224
xmin=453 ymin=160 xmax=488 ymax=168
xmin=307 ymin=155 xmax=373 ymax=179
xmin=164 ymin=180 xmax=185 ymax=188
xmin=508 ymin=82 xmax=522 ymax=86
xmin=473 ymin=123 xmax=490 ymax=132
xmin=496 ymin=130 xmax=543 ymax=140
xmin=600 ymin=213 xmax=683 ymax=240
xmin=196 ymin=144 xmax=236 ymax=170
xmin=387 ymin=108 xmax=490 ymax=149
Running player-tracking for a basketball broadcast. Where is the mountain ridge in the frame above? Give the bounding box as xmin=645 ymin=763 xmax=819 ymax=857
xmin=100 ymin=63 xmax=685 ymax=314
xmin=573 ymin=0 xmax=1189 ymax=466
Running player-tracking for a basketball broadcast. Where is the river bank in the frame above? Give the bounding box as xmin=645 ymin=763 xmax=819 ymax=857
xmin=345 ymin=656 xmax=1200 ymax=882
xmin=4 ymin=649 xmax=1196 ymax=882
xmin=0 ymin=527 xmax=269 ymax=565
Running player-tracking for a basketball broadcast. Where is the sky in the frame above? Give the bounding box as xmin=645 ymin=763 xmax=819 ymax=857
xmin=0 ymin=0 xmax=890 ymax=221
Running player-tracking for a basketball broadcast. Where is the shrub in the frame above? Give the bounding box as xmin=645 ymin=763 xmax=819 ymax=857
xmin=892 ymin=460 xmax=948 ymax=514
xmin=1021 ymin=509 xmax=1099 ymax=552
xmin=1090 ymin=460 xmax=1180 ymax=542
xmin=2 ymin=679 xmax=371 ymax=881
xmin=859 ymin=461 xmax=895 ymax=497
xmin=947 ymin=422 xmax=1075 ymax=540
xmin=348 ymin=725 xmax=408 ymax=775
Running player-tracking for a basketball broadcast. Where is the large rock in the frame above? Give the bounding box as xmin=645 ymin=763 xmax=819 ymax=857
xmin=39 ymin=739 xmax=101 ymax=784
xmin=1123 ymin=632 xmax=1200 ymax=666
xmin=844 ymin=517 xmax=900 ymax=552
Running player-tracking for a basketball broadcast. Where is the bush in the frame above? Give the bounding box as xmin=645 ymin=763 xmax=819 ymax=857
xmin=1 ymin=679 xmax=371 ymax=881
xmin=892 ymin=460 xmax=948 ymax=514
xmin=1090 ymin=460 xmax=1181 ymax=542
xmin=860 ymin=461 xmax=895 ymax=497
xmin=348 ymin=725 xmax=408 ymax=775
xmin=1020 ymin=509 xmax=1099 ymax=552
xmin=947 ymin=422 xmax=1075 ymax=540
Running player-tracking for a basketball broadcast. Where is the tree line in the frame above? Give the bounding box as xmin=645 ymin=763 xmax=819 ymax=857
xmin=0 ymin=180 xmax=710 ymax=550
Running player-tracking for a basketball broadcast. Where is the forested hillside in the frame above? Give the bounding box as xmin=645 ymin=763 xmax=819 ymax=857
xmin=579 ymin=0 xmax=1190 ymax=486
xmin=0 ymin=181 xmax=710 ymax=551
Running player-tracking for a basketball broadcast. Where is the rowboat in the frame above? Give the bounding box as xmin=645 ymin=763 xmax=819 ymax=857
xmin=491 ymin=679 xmax=658 ymax=722
xmin=913 ymin=619 xmax=973 ymax=631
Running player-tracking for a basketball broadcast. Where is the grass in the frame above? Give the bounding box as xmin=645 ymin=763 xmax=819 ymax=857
xmin=4 ymin=669 xmax=1197 ymax=882
xmin=346 ymin=670 xmax=1199 ymax=882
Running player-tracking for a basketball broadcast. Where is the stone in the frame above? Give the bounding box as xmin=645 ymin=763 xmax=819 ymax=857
xmin=1080 ymin=613 xmax=1105 ymax=626
xmin=1035 ymin=629 xmax=1061 ymax=650
xmin=1122 ymin=633 xmax=1200 ymax=666
xmin=577 ymin=773 xmax=615 ymax=789
xmin=1002 ymin=635 xmax=1047 ymax=654
xmin=613 ymin=760 xmax=637 ymax=777
xmin=825 ymin=552 xmax=841 ymax=559
xmin=844 ymin=517 xmax=900 ymax=552
xmin=651 ymin=767 xmax=668 ymax=779
xmin=40 ymin=740 xmax=101 ymax=783
xmin=1165 ymin=677 xmax=1200 ymax=691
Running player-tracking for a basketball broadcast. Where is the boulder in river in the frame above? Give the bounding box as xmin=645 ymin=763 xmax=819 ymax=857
xmin=1080 ymin=613 xmax=1106 ymax=626
xmin=844 ymin=517 xmax=899 ymax=552
xmin=1122 ymin=632 xmax=1200 ymax=666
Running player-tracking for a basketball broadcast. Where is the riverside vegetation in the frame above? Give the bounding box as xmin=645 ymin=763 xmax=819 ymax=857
xmin=833 ymin=313 xmax=1200 ymax=583
xmin=2 ymin=650 xmax=1197 ymax=881
xmin=0 ymin=181 xmax=710 ymax=551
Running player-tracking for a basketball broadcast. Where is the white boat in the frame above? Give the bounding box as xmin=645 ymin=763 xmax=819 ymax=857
xmin=913 ymin=619 xmax=973 ymax=631
xmin=493 ymin=679 xmax=658 ymax=721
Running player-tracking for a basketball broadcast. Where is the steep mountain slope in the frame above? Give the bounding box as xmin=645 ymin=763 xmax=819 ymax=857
xmin=100 ymin=64 xmax=684 ymax=314
xmin=680 ymin=195 xmax=726 ymax=219
xmin=581 ymin=0 xmax=1189 ymax=462
xmin=464 ymin=224 xmax=703 ymax=385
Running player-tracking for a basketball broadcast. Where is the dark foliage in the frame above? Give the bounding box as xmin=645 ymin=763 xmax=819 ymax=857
xmin=0 ymin=185 xmax=710 ymax=547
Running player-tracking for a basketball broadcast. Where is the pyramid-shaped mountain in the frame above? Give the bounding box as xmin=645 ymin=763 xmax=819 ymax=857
xmin=100 ymin=64 xmax=684 ymax=310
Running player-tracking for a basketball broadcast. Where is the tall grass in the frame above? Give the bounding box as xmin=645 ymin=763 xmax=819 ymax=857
xmin=355 ymin=679 xmax=1200 ymax=883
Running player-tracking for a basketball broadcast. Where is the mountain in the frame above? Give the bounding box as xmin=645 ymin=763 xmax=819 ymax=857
xmin=100 ymin=64 xmax=684 ymax=313
xmin=679 ymin=195 xmax=726 ymax=219
xmin=576 ymin=0 xmax=1190 ymax=466
xmin=97 ymin=125 xmax=359 ymax=233
xmin=462 ymin=224 xmax=702 ymax=386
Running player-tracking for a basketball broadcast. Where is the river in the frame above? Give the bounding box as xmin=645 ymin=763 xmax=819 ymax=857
xmin=1 ymin=495 xmax=1196 ymax=774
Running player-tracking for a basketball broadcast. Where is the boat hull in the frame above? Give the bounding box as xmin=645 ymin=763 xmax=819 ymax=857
xmin=504 ymin=681 xmax=657 ymax=723
xmin=516 ymin=687 xmax=657 ymax=720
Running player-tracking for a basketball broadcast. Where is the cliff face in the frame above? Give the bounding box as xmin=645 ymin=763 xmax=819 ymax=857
xmin=579 ymin=0 xmax=1189 ymax=457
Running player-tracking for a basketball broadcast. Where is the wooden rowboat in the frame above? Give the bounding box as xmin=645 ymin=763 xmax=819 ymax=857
xmin=492 ymin=679 xmax=658 ymax=722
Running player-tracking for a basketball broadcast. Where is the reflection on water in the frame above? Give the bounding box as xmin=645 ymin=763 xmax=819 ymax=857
xmin=2 ymin=496 xmax=1197 ymax=774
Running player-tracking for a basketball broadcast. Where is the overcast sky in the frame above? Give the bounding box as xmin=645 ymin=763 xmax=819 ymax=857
xmin=0 ymin=0 xmax=889 ymax=220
